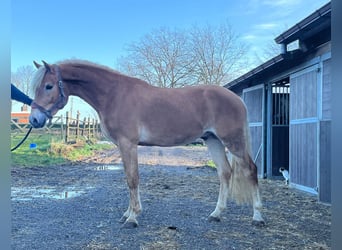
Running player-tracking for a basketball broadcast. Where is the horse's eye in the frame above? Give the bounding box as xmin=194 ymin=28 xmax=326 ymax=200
xmin=45 ymin=84 xmax=53 ymax=90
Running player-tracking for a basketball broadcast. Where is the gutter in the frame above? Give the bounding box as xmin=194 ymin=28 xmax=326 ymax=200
xmin=275 ymin=2 xmax=331 ymax=45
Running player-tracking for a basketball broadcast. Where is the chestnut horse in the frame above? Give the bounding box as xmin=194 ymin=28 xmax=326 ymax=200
xmin=29 ymin=60 xmax=265 ymax=228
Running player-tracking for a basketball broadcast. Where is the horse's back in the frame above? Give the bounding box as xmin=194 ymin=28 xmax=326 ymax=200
xmin=137 ymin=84 xmax=247 ymax=131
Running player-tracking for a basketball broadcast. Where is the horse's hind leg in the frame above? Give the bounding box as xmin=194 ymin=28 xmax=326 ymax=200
xmin=118 ymin=138 xmax=142 ymax=228
xmin=229 ymin=151 xmax=265 ymax=226
xmin=205 ymin=135 xmax=231 ymax=222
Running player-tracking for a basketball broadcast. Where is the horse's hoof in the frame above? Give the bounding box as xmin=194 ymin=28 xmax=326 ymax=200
xmin=252 ymin=220 xmax=265 ymax=227
xmin=119 ymin=216 xmax=127 ymax=224
xmin=208 ymin=216 xmax=221 ymax=222
xmin=122 ymin=221 xmax=138 ymax=229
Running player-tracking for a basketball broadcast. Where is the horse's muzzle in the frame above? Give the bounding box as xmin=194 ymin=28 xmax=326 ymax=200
xmin=29 ymin=109 xmax=47 ymax=128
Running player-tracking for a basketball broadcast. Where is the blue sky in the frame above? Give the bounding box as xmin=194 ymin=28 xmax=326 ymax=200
xmin=11 ymin=0 xmax=330 ymax=117
xmin=11 ymin=0 xmax=330 ymax=71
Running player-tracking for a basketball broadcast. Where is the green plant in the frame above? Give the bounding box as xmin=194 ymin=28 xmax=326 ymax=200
xmin=11 ymin=132 xmax=112 ymax=167
xmin=206 ymin=160 xmax=216 ymax=168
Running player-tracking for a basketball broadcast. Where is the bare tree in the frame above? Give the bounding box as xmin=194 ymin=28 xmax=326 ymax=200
xmin=11 ymin=65 xmax=36 ymax=96
xmin=189 ymin=21 xmax=249 ymax=85
xmin=117 ymin=21 xmax=249 ymax=87
xmin=118 ymin=27 xmax=194 ymax=88
xmin=253 ymin=39 xmax=280 ymax=65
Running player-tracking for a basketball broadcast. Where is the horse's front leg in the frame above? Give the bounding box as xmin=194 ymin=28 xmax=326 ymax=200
xmin=118 ymin=138 xmax=142 ymax=228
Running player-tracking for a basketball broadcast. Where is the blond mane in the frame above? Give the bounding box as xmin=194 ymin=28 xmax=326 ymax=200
xmin=57 ymin=59 xmax=123 ymax=75
xmin=30 ymin=59 xmax=125 ymax=95
xmin=30 ymin=66 xmax=46 ymax=95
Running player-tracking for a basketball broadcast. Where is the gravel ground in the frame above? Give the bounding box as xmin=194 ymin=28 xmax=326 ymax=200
xmin=11 ymin=146 xmax=331 ymax=249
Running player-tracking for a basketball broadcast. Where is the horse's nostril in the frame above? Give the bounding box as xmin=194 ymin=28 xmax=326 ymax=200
xmin=29 ymin=116 xmax=39 ymax=128
xmin=29 ymin=114 xmax=47 ymax=128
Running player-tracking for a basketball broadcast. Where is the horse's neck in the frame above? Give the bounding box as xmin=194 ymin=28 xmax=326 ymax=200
xmin=62 ymin=64 xmax=120 ymax=113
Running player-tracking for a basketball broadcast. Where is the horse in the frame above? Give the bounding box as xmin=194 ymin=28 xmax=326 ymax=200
xmin=29 ymin=59 xmax=265 ymax=228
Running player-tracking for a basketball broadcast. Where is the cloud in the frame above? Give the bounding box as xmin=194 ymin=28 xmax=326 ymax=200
xmin=242 ymin=34 xmax=258 ymax=41
xmin=261 ymin=0 xmax=302 ymax=7
xmin=254 ymin=23 xmax=278 ymax=30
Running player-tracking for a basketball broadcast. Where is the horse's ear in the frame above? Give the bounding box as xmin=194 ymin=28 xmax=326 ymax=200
xmin=42 ymin=60 xmax=52 ymax=72
xmin=33 ymin=61 xmax=42 ymax=69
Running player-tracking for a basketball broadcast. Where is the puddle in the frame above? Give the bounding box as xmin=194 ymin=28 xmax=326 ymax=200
xmin=94 ymin=165 xmax=123 ymax=171
xmin=11 ymin=186 xmax=93 ymax=201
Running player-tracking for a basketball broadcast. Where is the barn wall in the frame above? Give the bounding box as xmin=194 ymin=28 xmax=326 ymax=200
xmin=289 ymin=64 xmax=319 ymax=193
xmin=319 ymin=120 xmax=331 ymax=203
xmin=319 ymin=57 xmax=331 ymax=203
xmin=242 ymin=85 xmax=265 ymax=177
xmin=290 ymin=68 xmax=318 ymax=120
xmin=290 ymin=122 xmax=318 ymax=189
xmin=322 ymin=59 xmax=331 ymax=120
xmin=228 ymin=49 xmax=331 ymax=202
xmin=287 ymin=54 xmax=331 ymax=200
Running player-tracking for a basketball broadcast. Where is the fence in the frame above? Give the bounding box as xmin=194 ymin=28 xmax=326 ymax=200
xmin=11 ymin=111 xmax=101 ymax=143
xmin=63 ymin=111 xmax=101 ymax=143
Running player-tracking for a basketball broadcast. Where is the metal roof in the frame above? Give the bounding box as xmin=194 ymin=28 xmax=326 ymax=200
xmin=275 ymin=2 xmax=331 ymax=45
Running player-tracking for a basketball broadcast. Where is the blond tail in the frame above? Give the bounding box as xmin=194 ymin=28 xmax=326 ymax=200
xmin=228 ymin=121 xmax=257 ymax=205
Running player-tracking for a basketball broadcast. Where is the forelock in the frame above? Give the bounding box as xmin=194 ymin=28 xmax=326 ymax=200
xmin=30 ymin=66 xmax=46 ymax=96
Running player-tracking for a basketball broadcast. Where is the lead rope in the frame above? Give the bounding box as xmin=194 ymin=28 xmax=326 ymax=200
xmin=11 ymin=126 xmax=33 ymax=151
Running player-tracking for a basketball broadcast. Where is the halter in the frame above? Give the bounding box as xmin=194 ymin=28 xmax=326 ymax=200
xmin=31 ymin=65 xmax=66 ymax=119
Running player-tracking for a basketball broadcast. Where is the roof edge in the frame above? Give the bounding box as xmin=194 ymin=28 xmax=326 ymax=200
xmin=274 ymin=1 xmax=331 ymax=44
xmin=224 ymin=54 xmax=284 ymax=88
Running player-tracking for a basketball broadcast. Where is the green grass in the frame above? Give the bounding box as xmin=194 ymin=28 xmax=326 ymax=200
xmin=206 ymin=160 xmax=216 ymax=168
xmin=11 ymin=132 xmax=113 ymax=167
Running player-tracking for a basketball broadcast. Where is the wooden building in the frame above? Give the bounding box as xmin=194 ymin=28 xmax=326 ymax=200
xmin=225 ymin=2 xmax=331 ymax=203
xmin=11 ymin=112 xmax=30 ymax=124
xmin=11 ymin=105 xmax=30 ymax=124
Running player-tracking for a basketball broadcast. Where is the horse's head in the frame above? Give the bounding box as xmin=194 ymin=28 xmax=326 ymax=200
xmin=29 ymin=61 xmax=69 ymax=128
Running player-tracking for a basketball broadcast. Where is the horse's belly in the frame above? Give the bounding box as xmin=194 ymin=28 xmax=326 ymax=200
xmin=138 ymin=125 xmax=202 ymax=147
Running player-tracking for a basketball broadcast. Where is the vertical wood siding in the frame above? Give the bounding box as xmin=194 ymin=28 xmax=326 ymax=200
xmin=322 ymin=59 xmax=331 ymax=120
xmin=290 ymin=70 xmax=318 ymax=119
xmin=244 ymin=88 xmax=263 ymax=123
xmin=319 ymin=120 xmax=331 ymax=203
xmin=243 ymin=85 xmax=264 ymax=177
xmin=290 ymin=66 xmax=319 ymax=191
xmin=290 ymin=123 xmax=318 ymax=188
xmin=249 ymin=126 xmax=263 ymax=173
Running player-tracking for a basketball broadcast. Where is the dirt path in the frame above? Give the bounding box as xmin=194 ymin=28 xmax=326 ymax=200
xmin=11 ymin=146 xmax=331 ymax=249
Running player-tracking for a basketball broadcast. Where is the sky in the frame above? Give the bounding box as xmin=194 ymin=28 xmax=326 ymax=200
xmin=11 ymin=0 xmax=330 ymax=118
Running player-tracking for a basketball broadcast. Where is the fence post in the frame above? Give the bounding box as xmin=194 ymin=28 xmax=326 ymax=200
xmin=76 ymin=111 xmax=80 ymax=139
xmin=87 ymin=117 xmax=91 ymax=140
xmin=65 ymin=111 xmax=70 ymax=143
xmin=82 ymin=118 xmax=86 ymax=137
xmin=95 ymin=119 xmax=99 ymax=138
xmin=92 ymin=118 xmax=95 ymax=138
xmin=60 ymin=114 xmax=64 ymax=141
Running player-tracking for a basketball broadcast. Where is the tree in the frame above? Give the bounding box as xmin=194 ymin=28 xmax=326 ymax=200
xmin=253 ymin=39 xmax=280 ymax=65
xmin=117 ymin=21 xmax=249 ymax=87
xmin=189 ymin=21 xmax=249 ymax=85
xmin=11 ymin=65 xmax=36 ymax=96
xmin=118 ymin=27 xmax=194 ymax=88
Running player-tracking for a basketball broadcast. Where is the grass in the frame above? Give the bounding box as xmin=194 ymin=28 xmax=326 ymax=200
xmin=11 ymin=132 xmax=113 ymax=167
xmin=206 ymin=159 xmax=216 ymax=168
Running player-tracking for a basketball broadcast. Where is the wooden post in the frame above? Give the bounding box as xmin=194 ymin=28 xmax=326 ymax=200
xmin=92 ymin=118 xmax=95 ymax=138
xmin=87 ymin=117 xmax=91 ymax=140
xmin=82 ymin=118 xmax=86 ymax=136
xmin=76 ymin=111 xmax=80 ymax=139
xmin=65 ymin=111 xmax=69 ymax=143
xmin=60 ymin=114 xmax=64 ymax=140
xmin=95 ymin=119 xmax=99 ymax=138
